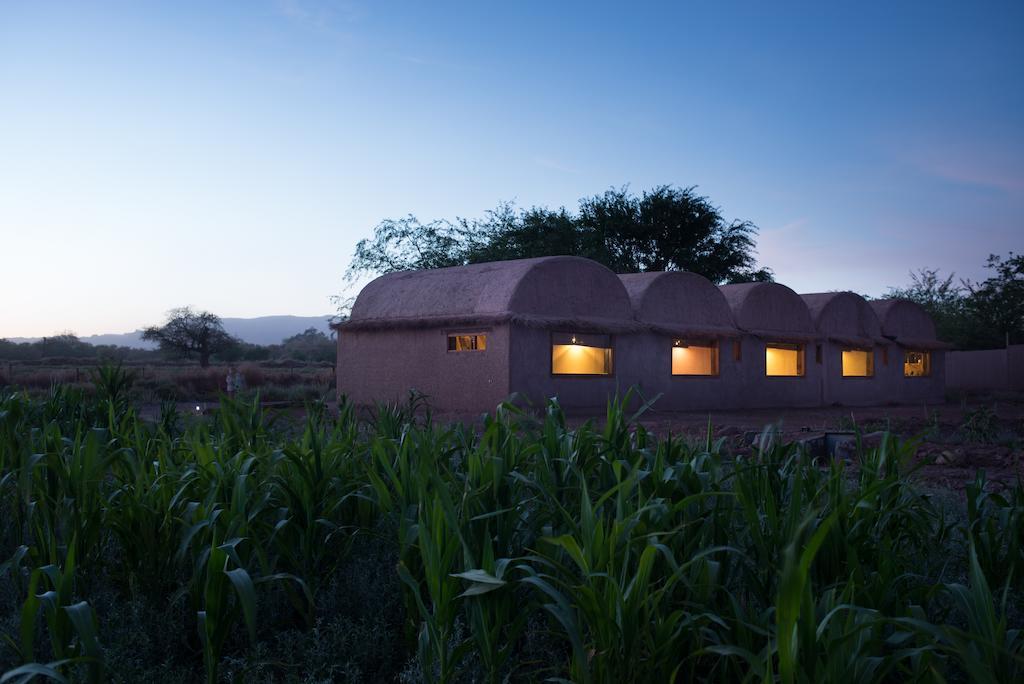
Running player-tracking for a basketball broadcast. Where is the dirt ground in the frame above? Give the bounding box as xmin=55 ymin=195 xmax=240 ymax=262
xmin=626 ymin=397 xmax=1024 ymax=491
xmin=153 ymin=394 xmax=1024 ymax=492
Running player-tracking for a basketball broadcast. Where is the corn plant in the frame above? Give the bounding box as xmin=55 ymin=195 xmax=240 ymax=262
xmin=966 ymin=471 xmax=1024 ymax=590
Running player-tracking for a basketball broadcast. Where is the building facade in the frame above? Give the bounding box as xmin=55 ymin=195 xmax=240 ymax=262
xmin=336 ymin=256 xmax=947 ymax=413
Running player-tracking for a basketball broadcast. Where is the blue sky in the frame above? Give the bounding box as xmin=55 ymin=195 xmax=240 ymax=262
xmin=1 ymin=1 xmax=1021 ymax=337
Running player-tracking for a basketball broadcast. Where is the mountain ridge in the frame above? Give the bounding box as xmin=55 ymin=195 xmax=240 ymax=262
xmin=5 ymin=315 xmax=335 ymax=349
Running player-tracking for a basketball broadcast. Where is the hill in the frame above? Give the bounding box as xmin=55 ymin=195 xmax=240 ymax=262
xmin=7 ymin=315 xmax=335 ymax=349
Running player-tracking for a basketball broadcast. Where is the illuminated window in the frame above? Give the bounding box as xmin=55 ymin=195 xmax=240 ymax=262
xmin=733 ymin=340 xmax=742 ymax=361
xmin=671 ymin=340 xmax=719 ymax=376
xmin=904 ymin=350 xmax=931 ymax=377
xmin=551 ymin=333 xmax=612 ymax=375
xmin=765 ymin=343 xmax=804 ymax=377
xmin=841 ymin=349 xmax=874 ymax=377
xmin=447 ymin=334 xmax=487 ymax=352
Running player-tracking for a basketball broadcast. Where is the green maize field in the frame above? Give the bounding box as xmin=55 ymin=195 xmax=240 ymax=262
xmin=1 ymin=365 xmax=1022 ymax=683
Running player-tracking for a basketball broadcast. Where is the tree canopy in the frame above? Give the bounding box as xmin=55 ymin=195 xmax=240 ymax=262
xmin=142 ymin=307 xmax=239 ymax=368
xmin=883 ymin=252 xmax=1024 ymax=349
xmin=346 ymin=185 xmax=772 ymax=285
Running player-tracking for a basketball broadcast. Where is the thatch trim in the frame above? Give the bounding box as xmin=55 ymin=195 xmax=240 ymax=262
xmin=339 ymin=313 xmax=512 ymax=332
xmin=827 ymin=334 xmax=879 ymax=348
xmin=747 ymin=329 xmax=820 ymax=343
xmin=645 ymin=321 xmax=741 ymax=339
xmin=886 ymin=336 xmax=953 ymax=351
xmin=337 ymin=312 xmax=646 ymax=334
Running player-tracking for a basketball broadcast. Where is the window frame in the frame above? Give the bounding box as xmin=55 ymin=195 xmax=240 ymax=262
xmin=550 ymin=331 xmax=615 ymax=377
xmin=903 ymin=349 xmax=932 ymax=378
xmin=840 ymin=347 xmax=875 ymax=378
xmin=670 ymin=339 xmax=720 ymax=377
xmin=764 ymin=342 xmax=806 ymax=378
xmin=446 ymin=332 xmax=488 ymax=353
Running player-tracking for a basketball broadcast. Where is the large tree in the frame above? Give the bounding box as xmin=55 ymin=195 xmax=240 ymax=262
xmin=346 ymin=185 xmax=772 ymax=284
xmin=142 ymin=307 xmax=238 ymax=367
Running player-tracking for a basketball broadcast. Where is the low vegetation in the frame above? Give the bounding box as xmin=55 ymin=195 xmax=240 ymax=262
xmin=1 ymin=371 xmax=1022 ymax=682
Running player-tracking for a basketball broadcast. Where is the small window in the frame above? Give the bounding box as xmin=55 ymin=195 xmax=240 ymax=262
xmin=733 ymin=340 xmax=742 ymax=362
xmin=671 ymin=340 xmax=719 ymax=376
xmin=841 ymin=349 xmax=874 ymax=377
xmin=904 ymin=350 xmax=931 ymax=377
xmin=551 ymin=332 xmax=612 ymax=375
xmin=815 ymin=345 xmax=823 ymax=364
xmin=447 ymin=334 xmax=487 ymax=352
xmin=765 ymin=343 xmax=804 ymax=377
xmin=882 ymin=346 xmax=889 ymax=366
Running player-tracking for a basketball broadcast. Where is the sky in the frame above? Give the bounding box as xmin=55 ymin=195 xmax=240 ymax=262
xmin=1 ymin=0 xmax=1022 ymax=338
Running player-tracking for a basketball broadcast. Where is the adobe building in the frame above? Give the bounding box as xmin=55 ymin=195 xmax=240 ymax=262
xmin=335 ymin=256 xmax=947 ymax=413
xmin=870 ymin=299 xmax=948 ymax=404
xmin=718 ymin=282 xmax=823 ymax=407
xmin=617 ymin=271 xmax=741 ymax=410
xmin=336 ymin=256 xmax=636 ymax=412
xmin=801 ymin=292 xmax=886 ymax=406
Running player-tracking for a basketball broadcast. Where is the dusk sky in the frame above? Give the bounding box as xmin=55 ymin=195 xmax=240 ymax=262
xmin=2 ymin=1 xmax=1022 ymax=338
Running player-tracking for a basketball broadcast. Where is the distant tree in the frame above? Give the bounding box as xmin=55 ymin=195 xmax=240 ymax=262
xmin=347 ymin=215 xmax=472 ymax=279
xmin=884 ymin=268 xmax=974 ymax=346
xmin=276 ymin=327 xmax=335 ymax=363
xmin=965 ymin=252 xmax=1024 ymax=346
xmin=36 ymin=332 xmax=95 ymax=359
xmin=574 ymin=186 xmax=773 ymax=282
xmin=345 ymin=185 xmax=772 ymax=284
xmin=462 ymin=204 xmax=588 ymax=265
xmin=884 ymin=253 xmax=1024 ymax=349
xmin=142 ymin=307 xmax=239 ymax=368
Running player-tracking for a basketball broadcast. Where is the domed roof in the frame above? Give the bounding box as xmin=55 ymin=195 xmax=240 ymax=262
xmin=719 ymin=282 xmax=817 ymax=340
xmin=343 ymin=256 xmax=636 ymax=331
xmin=618 ymin=271 xmax=738 ymax=337
xmin=870 ymin=299 xmax=947 ymax=349
xmin=801 ymin=292 xmax=884 ymax=347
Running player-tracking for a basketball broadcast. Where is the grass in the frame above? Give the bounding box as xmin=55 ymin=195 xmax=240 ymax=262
xmin=0 ymin=360 xmax=333 ymax=404
xmin=0 ymin=371 xmax=1022 ymax=682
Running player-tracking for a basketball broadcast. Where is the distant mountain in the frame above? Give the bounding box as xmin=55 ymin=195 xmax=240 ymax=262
xmin=7 ymin=315 xmax=335 ymax=349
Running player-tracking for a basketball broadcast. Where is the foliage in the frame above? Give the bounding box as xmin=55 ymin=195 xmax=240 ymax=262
xmin=0 ymin=335 xmax=144 ymax=364
xmin=960 ymin=404 xmax=999 ymax=443
xmin=885 ymin=252 xmax=1024 ymax=349
xmin=141 ymin=307 xmax=239 ymax=368
xmin=966 ymin=252 xmax=1024 ymax=347
xmin=1 ymin=387 xmax=1022 ymax=682
xmin=346 ymin=185 xmax=772 ymax=285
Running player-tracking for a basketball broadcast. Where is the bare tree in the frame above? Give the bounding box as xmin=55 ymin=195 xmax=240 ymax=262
xmin=142 ymin=307 xmax=238 ymax=367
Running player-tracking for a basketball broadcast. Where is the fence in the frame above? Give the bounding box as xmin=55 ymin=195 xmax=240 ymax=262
xmin=946 ymin=345 xmax=1024 ymax=392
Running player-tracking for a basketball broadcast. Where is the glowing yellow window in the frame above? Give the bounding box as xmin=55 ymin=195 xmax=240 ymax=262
xmin=904 ymin=351 xmax=931 ymax=377
xmin=765 ymin=343 xmax=804 ymax=377
xmin=551 ymin=333 xmax=612 ymax=375
xmin=841 ymin=349 xmax=874 ymax=377
xmin=447 ymin=334 xmax=487 ymax=352
xmin=671 ymin=340 xmax=718 ymax=376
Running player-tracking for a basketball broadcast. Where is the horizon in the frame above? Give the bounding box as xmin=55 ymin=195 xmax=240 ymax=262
xmin=2 ymin=312 xmax=336 ymax=343
xmin=2 ymin=1 xmax=1022 ymax=338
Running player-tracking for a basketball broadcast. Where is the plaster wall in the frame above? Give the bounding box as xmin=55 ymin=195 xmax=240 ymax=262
xmin=337 ymin=325 xmax=511 ymax=412
xmin=818 ymin=342 xmax=888 ymax=406
xmin=613 ymin=333 xmax=746 ymax=410
xmin=874 ymin=346 xmax=946 ymax=404
xmin=507 ymin=325 xmax=625 ymax=412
